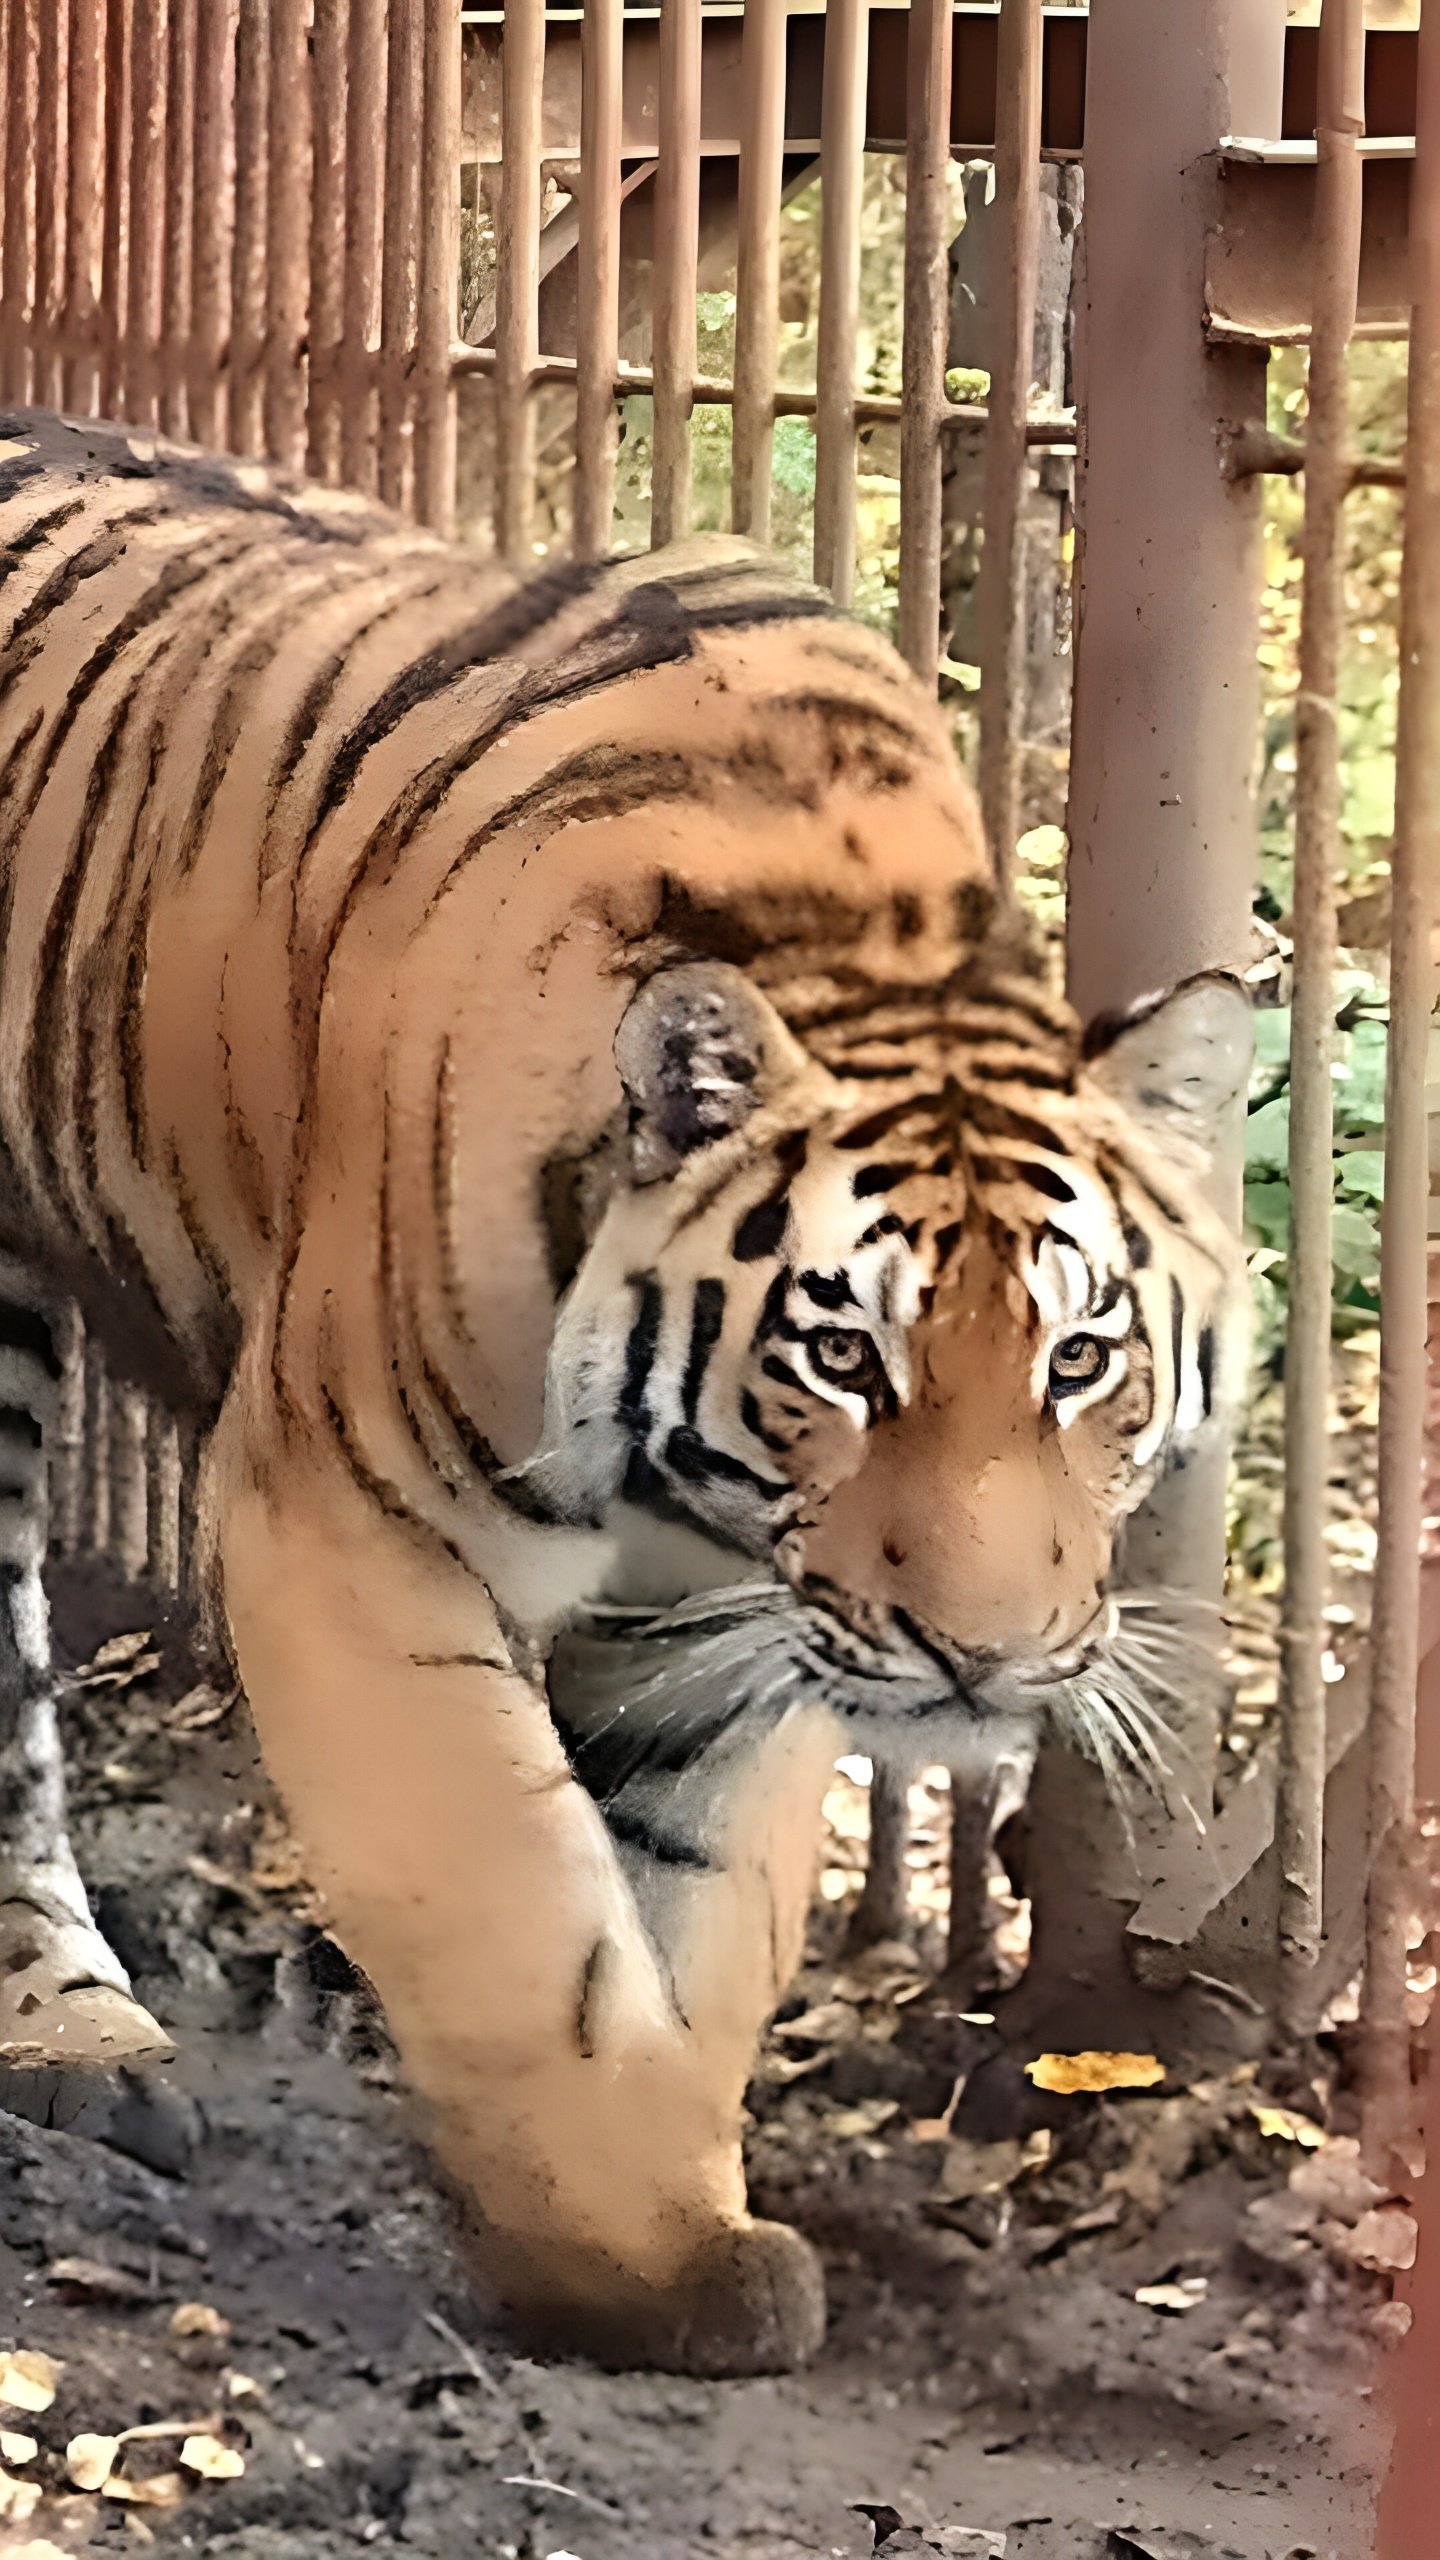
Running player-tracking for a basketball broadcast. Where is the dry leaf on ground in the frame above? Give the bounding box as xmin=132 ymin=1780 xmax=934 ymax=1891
xmin=47 ymin=2254 xmax=157 ymax=2305
xmin=1134 ymin=2276 xmax=1209 ymax=2313
xmin=1328 ymin=2205 xmax=1419 ymax=2272
xmin=0 ymin=2467 xmax=42 ymax=2524
xmin=67 ymin=2431 xmax=122 ymax=2490
xmin=1025 ymin=2051 xmax=1165 ymax=2096
xmin=0 ymin=2352 xmax=60 ymax=2413
xmin=179 ymin=2432 xmax=245 ymax=2480
xmin=0 ymin=2432 xmax=36 ymax=2464
xmin=1247 ymin=2101 xmax=1326 ymax=2148
xmin=169 ymin=2302 xmax=231 ymax=2342
xmin=101 ymin=2469 xmax=185 ymax=2507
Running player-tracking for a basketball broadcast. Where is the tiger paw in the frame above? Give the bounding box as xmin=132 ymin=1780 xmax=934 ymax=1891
xmin=501 ymin=2218 xmax=827 ymax=2378
xmin=0 ymin=1900 xmax=174 ymax=2068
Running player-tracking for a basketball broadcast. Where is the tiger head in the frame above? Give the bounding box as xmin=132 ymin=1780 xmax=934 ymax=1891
xmin=532 ymin=953 xmax=1252 ymax=1765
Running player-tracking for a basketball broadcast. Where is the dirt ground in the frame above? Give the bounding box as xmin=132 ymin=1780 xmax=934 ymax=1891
xmin=0 ymin=1565 xmax=1390 ymax=2560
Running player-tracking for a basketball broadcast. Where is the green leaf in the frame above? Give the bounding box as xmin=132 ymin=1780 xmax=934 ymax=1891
xmin=1336 ymin=1149 xmax=1386 ymax=1202
xmin=1330 ymin=1202 xmax=1382 ymax=1283
xmin=1244 ymin=1179 xmax=1292 ymax=1252
xmin=771 ymin=415 xmax=817 ymax=500
xmin=1245 ymin=1096 xmax=1291 ymax=1176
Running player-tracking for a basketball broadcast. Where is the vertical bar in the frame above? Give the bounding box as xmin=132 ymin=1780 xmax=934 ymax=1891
xmin=814 ymin=0 xmax=867 ymax=603
xmin=496 ymin=0 xmax=543 ymax=558
xmin=1362 ymin=0 xmax=1440 ymax=2180
xmin=146 ymin=1403 xmax=183 ymax=1590
xmin=161 ymin=0 xmax=195 ymax=438
xmin=341 ymin=0 xmax=386 ymax=494
xmin=379 ymin=0 xmax=422 ymax=510
xmin=731 ymin=0 xmax=787 ymax=542
xmin=1 ymin=0 xmax=36 ymax=407
xmin=845 ymin=1765 xmax=913 ymax=1951
xmin=897 ymin=0 xmax=953 ymax=680
xmin=651 ymin=0 xmax=702 ymax=549
xmin=63 ymin=0 xmax=106 ymax=416
xmin=32 ymin=0 xmax=65 ymax=411
xmin=188 ymin=0 xmax=235 ymax=451
xmin=124 ymin=0 xmax=168 ymax=428
xmin=574 ymin=0 xmax=622 ymax=562
xmin=415 ymin=0 xmax=460 ymax=532
xmin=1277 ymin=0 xmax=1365 ymax=1987
xmin=230 ymin=0 xmax=269 ymax=456
xmin=977 ymin=0 xmax=1043 ymax=873
xmin=51 ymin=1305 xmax=86 ymax=1561
xmin=99 ymin=0 xmax=130 ymax=418
xmin=308 ymin=0 xmax=348 ymax=482
xmin=265 ymin=0 xmax=310 ymax=470
xmin=110 ymin=1381 xmax=149 ymax=1583
xmin=82 ymin=1335 xmax=110 ymax=1558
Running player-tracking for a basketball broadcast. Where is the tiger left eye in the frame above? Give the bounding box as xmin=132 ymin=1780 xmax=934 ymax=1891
xmin=808 ymin=1329 xmax=884 ymax=1396
xmin=1048 ymin=1334 xmax=1110 ymax=1398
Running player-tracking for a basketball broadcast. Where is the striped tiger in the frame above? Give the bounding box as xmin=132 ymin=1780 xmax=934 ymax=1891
xmin=0 ymin=410 xmax=1250 ymax=2375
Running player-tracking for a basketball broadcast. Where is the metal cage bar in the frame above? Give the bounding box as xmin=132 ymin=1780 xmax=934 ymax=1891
xmin=265 ymin=0 xmax=311 ymax=471
xmin=497 ymin=0 xmax=543 ymax=559
xmin=161 ymin=0 xmax=196 ymax=440
xmin=416 ymin=0 xmax=462 ymax=532
xmin=1277 ymin=0 xmax=1366 ymax=1986
xmin=188 ymin=0 xmax=234 ymax=451
xmin=308 ymin=0 xmax=349 ymax=482
xmin=124 ymin=0 xmax=168 ymax=430
xmin=651 ymin=0 xmax=702 ymax=549
xmin=340 ymin=0 xmax=386 ymax=493
xmin=898 ymin=0 xmax=954 ymax=681
xmin=1 ymin=0 xmax=36 ymax=408
xmin=62 ymin=0 xmax=105 ymax=416
xmin=379 ymin=0 xmax=422 ymax=509
xmin=1362 ymin=0 xmax=1440 ymax=2177
xmin=574 ymin=0 xmax=623 ymax=562
xmin=732 ymin=0 xmax=787 ymax=543
xmin=813 ymin=0 xmax=868 ymax=605
xmin=231 ymin=0 xmax=270 ymax=455
xmin=32 ymin=0 xmax=65 ymax=413
xmin=977 ymin=0 xmax=1043 ymax=873
xmin=99 ymin=0 xmax=128 ymax=418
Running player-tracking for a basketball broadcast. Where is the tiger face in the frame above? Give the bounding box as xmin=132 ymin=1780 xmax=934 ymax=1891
xmin=532 ymin=955 xmax=1251 ymax=1760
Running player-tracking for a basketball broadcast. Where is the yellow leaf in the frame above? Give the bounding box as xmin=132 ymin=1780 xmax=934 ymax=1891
xmin=0 ymin=2350 xmax=60 ymax=2413
xmin=1024 ymin=2050 xmax=1165 ymax=2096
xmin=67 ymin=2431 xmax=122 ymax=2491
xmin=0 ymin=2431 xmax=36 ymax=2464
xmin=169 ymin=2301 xmax=232 ymax=2341
xmin=0 ymin=2467 xmax=42 ymax=2524
xmin=1247 ymin=2100 xmax=1327 ymax=2148
xmin=1135 ymin=2275 xmax=1209 ymax=2313
xmin=101 ymin=2469 xmax=185 ymax=2507
xmin=180 ymin=2432 xmax=245 ymax=2480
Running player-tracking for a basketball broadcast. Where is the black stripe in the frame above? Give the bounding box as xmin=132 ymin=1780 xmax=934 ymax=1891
xmin=618 ymin=1278 xmax=662 ymax=1427
xmin=1122 ymin=1216 xmax=1153 ymax=1270
xmin=681 ymin=1278 xmax=725 ymax=1424
xmin=733 ymin=1191 xmax=789 ymax=1264
xmin=0 ymin=493 xmax=86 ymax=585
xmin=1170 ymin=1276 xmax=1186 ymax=1411
xmin=1197 ymin=1323 xmax=1216 ymax=1418
xmin=799 ymin=1268 xmax=857 ymax=1311
xmin=664 ymin=1425 xmax=788 ymax=1501
xmin=851 ymin=1162 xmax=910 ymax=1199
xmin=602 ymin=1803 xmax=713 ymax=1871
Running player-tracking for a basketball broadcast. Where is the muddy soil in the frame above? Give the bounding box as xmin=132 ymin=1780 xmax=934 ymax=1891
xmin=0 ymin=1566 xmax=1385 ymax=2560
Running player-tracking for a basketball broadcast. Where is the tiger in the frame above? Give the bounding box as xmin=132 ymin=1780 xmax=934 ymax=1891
xmin=0 ymin=408 xmax=1251 ymax=2376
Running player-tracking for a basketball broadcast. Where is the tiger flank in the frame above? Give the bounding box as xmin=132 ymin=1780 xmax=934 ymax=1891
xmin=0 ymin=412 xmax=1251 ymax=2375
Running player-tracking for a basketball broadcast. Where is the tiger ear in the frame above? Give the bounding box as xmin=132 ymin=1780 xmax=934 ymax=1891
xmin=615 ymin=962 xmax=809 ymax=1182
xmin=1082 ymin=972 xmax=1253 ymax=1170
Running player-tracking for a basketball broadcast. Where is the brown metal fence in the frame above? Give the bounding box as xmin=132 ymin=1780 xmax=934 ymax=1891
xmin=0 ymin=0 xmax=1436 ymax=2124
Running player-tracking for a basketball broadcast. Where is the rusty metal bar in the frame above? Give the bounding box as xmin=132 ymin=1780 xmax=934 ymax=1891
xmin=380 ymin=0 xmax=423 ymax=509
xmin=731 ymin=0 xmax=787 ymax=542
xmin=497 ymin=0 xmax=543 ymax=557
xmin=160 ymin=0 xmax=195 ymax=438
xmin=110 ymin=1382 xmax=149 ymax=1584
xmin=651 ymin=0 xmax=702 ymax=549
xmin=51 ymin=1306 xmax=85 ymax=1562
xmin=341 ymin=0 xmax=386 ymax=493
xmin=189 ymin=0 xmax=235 ymax=451
xmin=230 ymin=0 xmax=269 ymax=455
xmin=814 ymin=0 xmax=868 ymax=602
xmin=308 ymin=0 xmax=348 ymax=482
xmin=62 ymin=0 xmax=105 ymax=415
xmin=1362 ymin=0 xmax=1440 ymax=2181
xmin=897 ymin=0 xmax=953 ymax=681
xmin=977 ymin=0 xmax=1043 ymax=871
xmin=574 ymin=0 xmax=623 ymax=561
xmin=1 ymin=0 xmax=35 ymax=409
xmin=99 ymin=0 xmax=129 ymax=418
xmin=266 ymin=0 xmax=311 ymax=470
xmin=1277 ymin=0 xmax=1366 ymax=1991
xmin=123 ymin=0 xmax=167 ymax=427
xmin=32 ymin=0 xmax=65 ymax=412
xmin=416 ymin=0 xmax=461 ymax=531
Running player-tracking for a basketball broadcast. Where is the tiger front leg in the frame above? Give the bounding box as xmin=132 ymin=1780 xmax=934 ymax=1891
xmin=211 ymin=1413 xmax=828 ymax=2375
